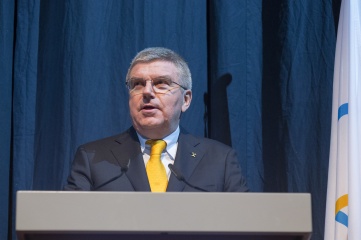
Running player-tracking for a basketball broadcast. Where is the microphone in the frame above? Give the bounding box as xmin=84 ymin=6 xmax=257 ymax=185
xmin=93 ymin=159 xmax=130 ymax=190
xmin=168 ymin=164 xmax=209 ymax=192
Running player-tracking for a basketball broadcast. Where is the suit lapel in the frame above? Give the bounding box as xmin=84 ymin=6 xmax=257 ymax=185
xmin=167 ymin=131 xmax=205 ymax=192
xmin=111 ymin=127 xmax=150 ymax=191
xmin=109 ymin=127 xmax=203 ymax=192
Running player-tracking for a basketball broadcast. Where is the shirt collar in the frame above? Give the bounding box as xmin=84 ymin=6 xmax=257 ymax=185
xmin=137 ymin=126 xmax=180 ymax=158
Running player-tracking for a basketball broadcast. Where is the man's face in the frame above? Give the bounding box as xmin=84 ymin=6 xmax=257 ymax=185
xmin=128 ymin=60 xmax=192 ymax=139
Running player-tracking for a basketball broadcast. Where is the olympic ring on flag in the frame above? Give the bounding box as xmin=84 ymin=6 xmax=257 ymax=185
xmin=335 ymin=194 xmax=348 ymax=227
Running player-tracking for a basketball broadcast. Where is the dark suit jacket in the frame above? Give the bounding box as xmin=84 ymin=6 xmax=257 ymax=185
xmin=64 ymin=127 xmax=248 ymax=192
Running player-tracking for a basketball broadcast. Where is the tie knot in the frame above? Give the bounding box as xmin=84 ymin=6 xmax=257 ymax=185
xmin=146 ymin=139 xmax=167 ymax=156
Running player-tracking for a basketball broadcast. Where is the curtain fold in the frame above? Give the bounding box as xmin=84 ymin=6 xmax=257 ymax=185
xmin=261 ymin=2 xmax=336 ymax=238
xmin=10 ymin=1 xmax=41 ymax=238
xmin=0 ymin=0 xmax=15 ymax=239
xmin=1 ymin=1 xmax=338 ymax=239
xmin=207 ymin=0 xmax=264 ymax=192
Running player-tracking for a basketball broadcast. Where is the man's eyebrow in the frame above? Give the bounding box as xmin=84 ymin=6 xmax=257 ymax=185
xmin=128 ymin=77 xmax=143 ymax=81
xmin=152 ymin=76 xmax=172 ymax=81
xmin=129 ymin=76 xmax=173 ymax=81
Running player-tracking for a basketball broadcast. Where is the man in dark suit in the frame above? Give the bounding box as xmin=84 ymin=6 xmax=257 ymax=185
xmin=64 ymin=47 xmax=248 ymax=192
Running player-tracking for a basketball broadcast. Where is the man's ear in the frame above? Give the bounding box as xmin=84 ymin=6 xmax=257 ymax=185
xmin=181 ymin=90 xmax=192 ymax=112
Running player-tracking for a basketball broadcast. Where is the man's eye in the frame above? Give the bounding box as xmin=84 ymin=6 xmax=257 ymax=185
xmin=132 ymin=80 xmax=144 ymax=87
xmin=154 ymin=79 xmax=170 ymax=86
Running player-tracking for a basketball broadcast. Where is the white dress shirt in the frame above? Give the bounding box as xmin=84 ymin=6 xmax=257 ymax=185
xmin=137 ymin=127 xmax=179 ymax=179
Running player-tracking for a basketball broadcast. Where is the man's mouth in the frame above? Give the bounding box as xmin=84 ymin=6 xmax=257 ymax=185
xmin=141 ymin=105 xmax=158 ymax=111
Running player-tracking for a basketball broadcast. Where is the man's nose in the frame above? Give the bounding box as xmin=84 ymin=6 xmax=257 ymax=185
xmin=142 ymin=80 xmax=155 ymax=95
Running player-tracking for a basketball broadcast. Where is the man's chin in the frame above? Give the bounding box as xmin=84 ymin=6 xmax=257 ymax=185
xmin=136 ymin=119 xmax=163 ymax=129
xmin=134 ymin=121 xmax=165 ymax=134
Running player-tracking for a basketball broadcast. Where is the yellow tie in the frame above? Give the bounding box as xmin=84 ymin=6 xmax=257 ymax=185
xmin=146 ymin=139 xmax=168 ymax=192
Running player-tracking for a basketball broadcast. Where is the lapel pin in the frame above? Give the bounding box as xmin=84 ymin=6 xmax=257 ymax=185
xmin=191 ymin=152 xmax=197 ymax=158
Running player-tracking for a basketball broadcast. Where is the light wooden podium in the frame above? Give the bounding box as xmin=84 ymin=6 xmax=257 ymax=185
xmin=16 ymin=191 xmax=312 ymax=240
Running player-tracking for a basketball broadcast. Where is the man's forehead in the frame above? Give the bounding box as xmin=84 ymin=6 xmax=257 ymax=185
xmin=129 ymin=61 xmax=180 ymax=78
xmin=132 ymin=60 xmax=176 ymax=69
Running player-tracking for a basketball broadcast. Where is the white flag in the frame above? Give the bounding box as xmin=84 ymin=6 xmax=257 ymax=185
xmin=324 ymin=0 xmax=361 ymax=239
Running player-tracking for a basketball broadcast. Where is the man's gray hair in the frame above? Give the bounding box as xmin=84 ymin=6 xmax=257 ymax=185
xmin=126 ymin=47 xmax=192 ymax=90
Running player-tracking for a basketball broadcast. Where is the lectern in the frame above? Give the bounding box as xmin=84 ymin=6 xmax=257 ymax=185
xmin=16 ymin=191 xmax=312 ymax=240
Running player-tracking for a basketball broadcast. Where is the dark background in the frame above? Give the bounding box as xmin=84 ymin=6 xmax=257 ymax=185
xmin=1 ymin=0 xmax=342 ymax=239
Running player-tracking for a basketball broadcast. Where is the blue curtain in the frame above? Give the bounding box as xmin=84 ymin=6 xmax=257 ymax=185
xmin=0 ymin=0 xmax=15 ymax=239
xmin=1 ymin=1 xmax=339 ymax=239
